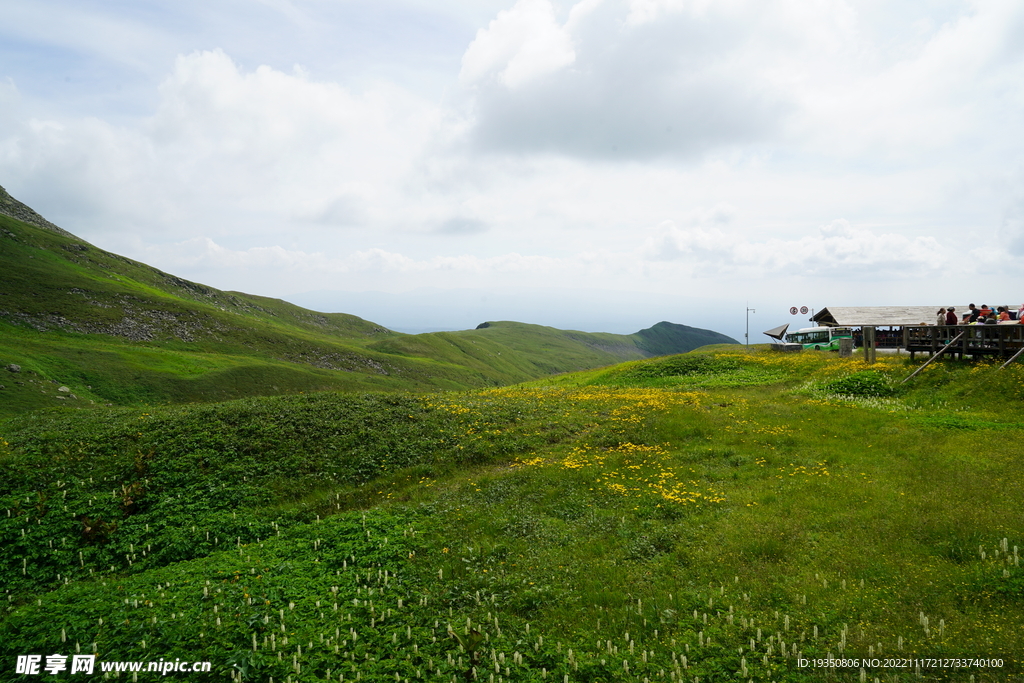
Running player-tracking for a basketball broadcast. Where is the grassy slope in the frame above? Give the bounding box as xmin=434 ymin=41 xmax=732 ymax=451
xmin=1 ymin=349 xmax=1022 ymax=681
xmin=0 ymin=213 xmax=454 ymax=409
xmin=367 ymin=322 xmax=660 ymax=382
xmin=0 ymin=214 xmax=738 ymax=416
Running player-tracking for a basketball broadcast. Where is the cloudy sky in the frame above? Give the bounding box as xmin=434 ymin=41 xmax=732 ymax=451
xmin=2 ymin=0 xmax=1022 ymax=341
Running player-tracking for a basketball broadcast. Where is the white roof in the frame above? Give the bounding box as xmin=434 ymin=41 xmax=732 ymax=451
xmin=812 ymin=306 xmax=969 ymax=327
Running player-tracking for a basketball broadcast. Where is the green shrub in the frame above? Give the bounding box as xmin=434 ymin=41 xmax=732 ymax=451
xmin=824 ymin=370 xmax=900 ymax=397
xmin=620 ymin=355 xmax=739 ymax=379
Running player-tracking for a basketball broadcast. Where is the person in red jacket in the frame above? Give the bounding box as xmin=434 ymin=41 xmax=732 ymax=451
xmin=945 ymin=307 xmax=957 ymax=325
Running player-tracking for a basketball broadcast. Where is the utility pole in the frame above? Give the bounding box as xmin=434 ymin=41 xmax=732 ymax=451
xmin=745 ymin=306 xmax=756 ymax=347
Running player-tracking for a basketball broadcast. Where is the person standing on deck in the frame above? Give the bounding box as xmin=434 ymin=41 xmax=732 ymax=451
xmin=936 ymin=309 xmax=947 ymax=325
xmin=945 ymin=307 xmax=957 ymax=325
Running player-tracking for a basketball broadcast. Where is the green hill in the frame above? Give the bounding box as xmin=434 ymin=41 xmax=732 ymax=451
xmin=1 ymin=348 xmax=1021 ymax=680
xmin=0 ymin=185 xmax=737 ymax=416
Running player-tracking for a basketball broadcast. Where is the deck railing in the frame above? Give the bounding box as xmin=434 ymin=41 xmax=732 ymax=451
xmin=903 ymin=324 xmax=1024 ymax=359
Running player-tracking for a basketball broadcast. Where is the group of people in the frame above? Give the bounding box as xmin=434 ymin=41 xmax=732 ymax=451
xmin=935 ymin=304 xmax=1024 ymax=325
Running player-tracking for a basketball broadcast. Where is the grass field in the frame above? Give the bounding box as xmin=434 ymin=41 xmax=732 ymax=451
xmin=2 ymin=348 xmax=1022 ymax=681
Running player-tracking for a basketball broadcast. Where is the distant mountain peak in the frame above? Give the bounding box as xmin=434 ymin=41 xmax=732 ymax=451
xmin=0 ymin=183 xmax=76 ymax=239
xmin=635 ymin=320 xmax=739 ymax=355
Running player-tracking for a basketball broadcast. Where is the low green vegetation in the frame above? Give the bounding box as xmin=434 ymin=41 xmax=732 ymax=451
xmin=575 ymin=353 xmax=787 ymax=389
xmin=2 ymin=349 xmax=1022 ymax=681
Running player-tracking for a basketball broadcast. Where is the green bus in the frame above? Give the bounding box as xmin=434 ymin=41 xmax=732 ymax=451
xmin=785 ymin=326 xmax=854 ymax=351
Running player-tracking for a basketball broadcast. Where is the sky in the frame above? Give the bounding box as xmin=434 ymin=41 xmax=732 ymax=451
xmin=2 ymin=0 xmax=1022 ymax=342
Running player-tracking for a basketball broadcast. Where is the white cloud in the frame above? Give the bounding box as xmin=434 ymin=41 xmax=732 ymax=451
xmin=148 ymin=49 xmax=441 ymax=216
xmin=149 ymin=214 xmax=947 ymax=302
xmin=151 ymin=237 xmax=569 ymax=278
xmin=460 ymin=0 xmax=577 ymax=88
xmin=999 ymin=195 xmax=1024 ymax=258
xmin=789 ymin=1 xmax=1024 ymax=163
xmin=437 ymin=217 xmax=489 ymax=234
xmin=459 ymin=0 xmax=1024 ymax=166
xmin=460 ymin=0 xmax=819 ymax=159
xmin=625 ymin=0 xmax=731 ymax=26
xmin=643 ymin=219 xmax=947 ymax=277
xmin=0 ymin=1 xmax=174 ymax=73
xmin=0 ymin=49 xmax=444 ymax=240
xmin=0 ymin=79 xmax=23 ymax=132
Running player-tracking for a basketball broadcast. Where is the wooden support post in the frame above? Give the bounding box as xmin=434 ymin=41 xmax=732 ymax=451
xmin=902 ymin=332 xmax=965 ymax=384
xmin=863 ymin=326 xmax=876 ymax=364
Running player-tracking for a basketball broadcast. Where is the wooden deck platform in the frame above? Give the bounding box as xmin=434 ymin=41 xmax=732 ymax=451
xmin=903 ymin=324 xmax=1024 ymax=360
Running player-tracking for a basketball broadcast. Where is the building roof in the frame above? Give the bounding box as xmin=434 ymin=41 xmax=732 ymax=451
xmin=811 ymin=306 xmax=968 ymax=327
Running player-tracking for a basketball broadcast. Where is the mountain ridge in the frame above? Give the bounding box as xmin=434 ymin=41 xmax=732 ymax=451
xmin=0 ymin=184 xmax=738 ymax=415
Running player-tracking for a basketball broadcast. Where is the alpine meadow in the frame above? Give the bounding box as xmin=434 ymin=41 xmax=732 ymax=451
xmin=2 ymin=189 xmax=1023 ymax=683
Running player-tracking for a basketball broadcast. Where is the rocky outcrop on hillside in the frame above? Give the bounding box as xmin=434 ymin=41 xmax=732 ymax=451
xmin=282 ymin=350 xmax=393 ymax=374
xmin=0 ymin=304 xmax=225 ymax=343
xmin=0 ymin=184 xmax=77 ymax=239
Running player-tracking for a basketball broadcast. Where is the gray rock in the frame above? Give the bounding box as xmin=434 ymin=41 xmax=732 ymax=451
xmin=58 ymin=386 xmax=70 ymax=392
xmin=6 ymin=364 xmax=20 ymax=373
